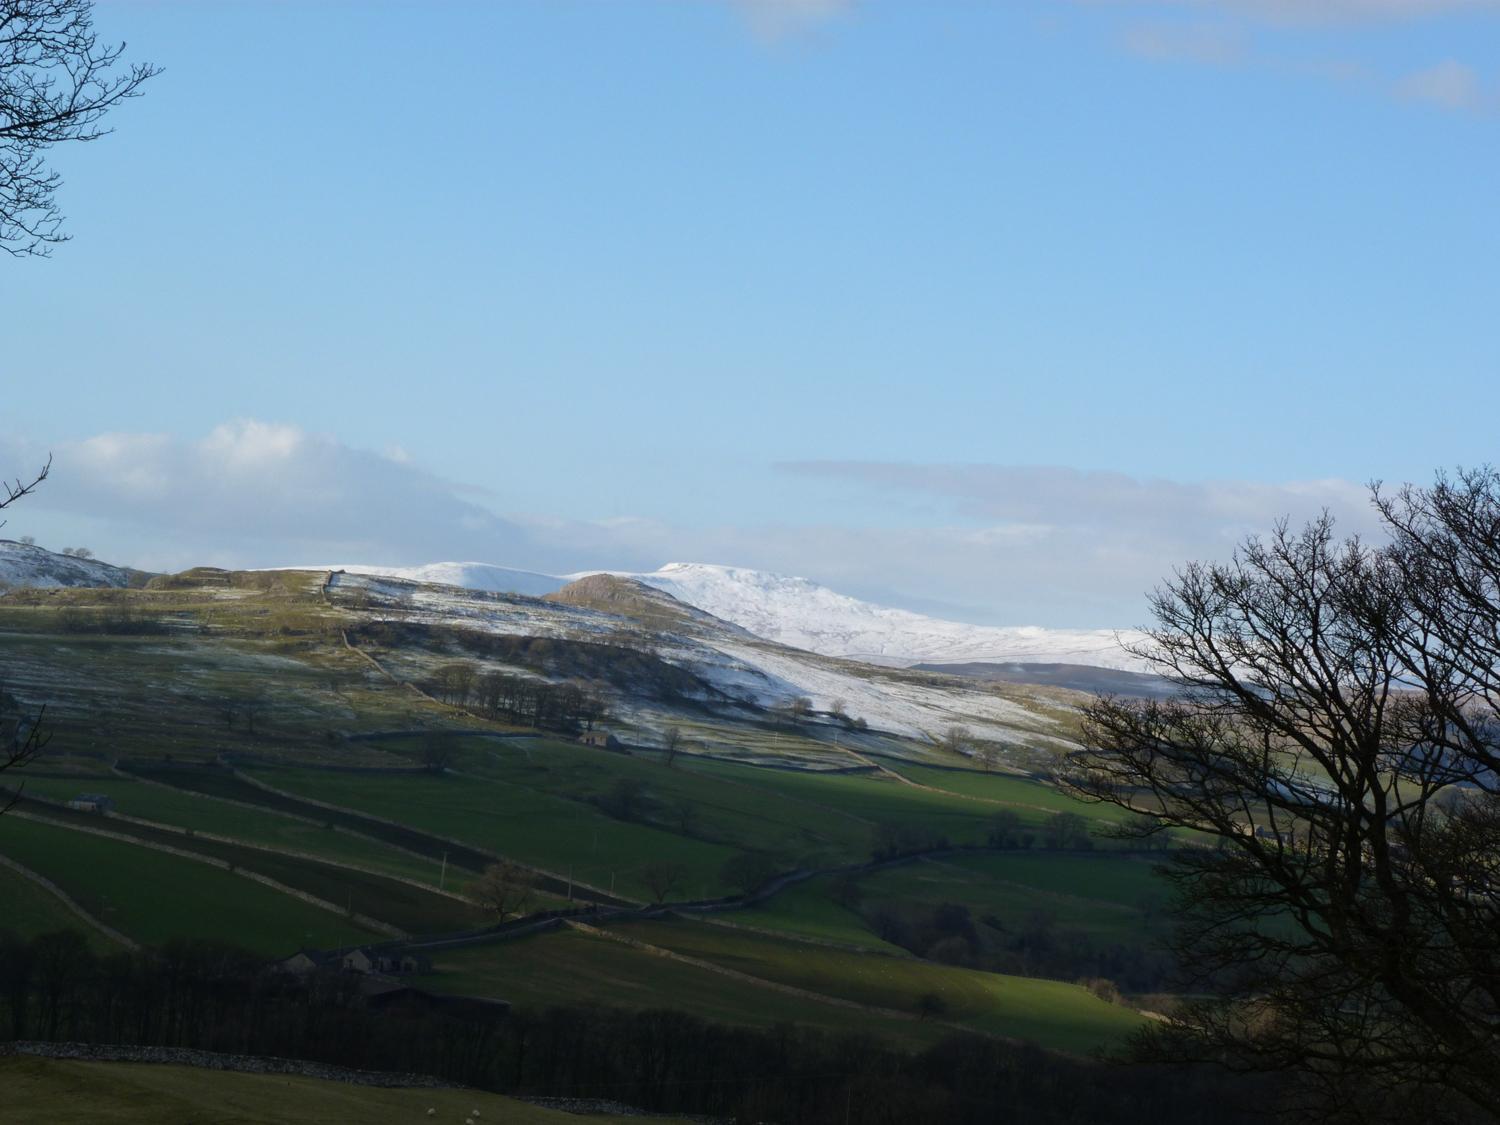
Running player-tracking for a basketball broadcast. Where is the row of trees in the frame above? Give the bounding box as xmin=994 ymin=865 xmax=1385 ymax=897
xmin=428 ymin=662 xmax=608 ymax=734
xmin=0 ymin=929 xmax=1265 ymax=1125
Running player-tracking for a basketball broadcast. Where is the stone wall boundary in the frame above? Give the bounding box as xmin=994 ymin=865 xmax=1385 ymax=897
xmin=0 ymin=1041 xmax=454 ymax=1089
xmin=0 ymin=853 xmax=137 ymax=950
xmin=7 ymin=811 xmax=402 ymax=939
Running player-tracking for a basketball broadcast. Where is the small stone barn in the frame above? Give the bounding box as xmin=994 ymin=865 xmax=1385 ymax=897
xmin=578 ymin=730 xmax=623 ymax=751
xmin=67 ymin=793 xmax=114 ymax=814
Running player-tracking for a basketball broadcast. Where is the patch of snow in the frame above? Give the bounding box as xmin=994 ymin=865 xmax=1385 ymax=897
xmin=0 ymin=540 xmax=130 ymax=591
xmin=295 ymin=557 xmax=1147 ymax=671
xmin=572 ymin=562 xmax=1149 ymax=671
xmin=296 ymin=562 xmax=566 ymax=598
xmin=328 ymin=571 xmax=1071 ymax=746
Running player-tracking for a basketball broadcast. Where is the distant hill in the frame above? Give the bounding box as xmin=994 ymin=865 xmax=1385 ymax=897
xmin=579 ymin=562 xmax=1149 ymax=671
xmin=296 ymin=561 xmax=566 ymax=598
xmin=272 ymin=557 xmax=1147 ymax=671
xmin=0 ymin=540 xmax=135 ymax=591
xmin=914 ymin=661 xmax=1179 ymax=698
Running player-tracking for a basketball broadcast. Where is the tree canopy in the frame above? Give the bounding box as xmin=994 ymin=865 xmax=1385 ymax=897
xmin=2 ymin=0 xmax=158 ymax=255
xmin=1062 ymin=469 xmax=1500 ymax=1121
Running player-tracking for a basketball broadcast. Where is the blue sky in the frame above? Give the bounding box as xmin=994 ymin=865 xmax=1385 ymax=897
xmin=4 ymin=0 xmax=1497 ymax=625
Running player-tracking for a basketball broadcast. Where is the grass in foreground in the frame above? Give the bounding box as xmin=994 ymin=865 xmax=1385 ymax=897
xmin=0 ymin=1056 xmax=677 ymax=1124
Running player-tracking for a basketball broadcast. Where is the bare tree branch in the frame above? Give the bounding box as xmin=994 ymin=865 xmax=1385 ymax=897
xmin=1 ymin=0 xmax=159 ymax=255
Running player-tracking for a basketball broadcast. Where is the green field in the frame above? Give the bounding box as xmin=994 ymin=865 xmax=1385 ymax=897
xmin=0 ymin=862 xmax=113 ymax=946
xmin=0 ymin=815 xmax=376 ymax=954
xmin=15 ymin=772 xmax=457 ymax=888
xmin=942 ymin=852 xmax=1172 ymax=911
xmin=610 ymin=917 xmax=1146 ymax=1053
xmin=678 ymin=758 xmax=1011 ymax=846
xmin=455 ymin=735 xmax=876 ymax=865
xmin=241 ymin=764 xmax=742 ymax=903
xmin=15 ymin=797 xmax=488 ymax=936
xmin=738 ymin=875 xmax=906 ymax=950
xmin=424 ymin=925 xmax=946 ymax=1048
xmin=0 ymin=1056 xmax=672 ymax=1125
xmin=884 ymin=762 xmax=1123 ymax=822
xmin=857 ymin=855 xmax=1164 ymax=942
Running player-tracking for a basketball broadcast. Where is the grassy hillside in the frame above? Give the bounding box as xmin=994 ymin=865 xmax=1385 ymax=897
xmin=423 ymin=925 xmax=950 ymax=1049
xmin=0 ymin=862 xmax=113 ymax=947
xmin=12 ymin=772 xmax=451 ymax=887
xmin=0 ymin=815 xmax=377 ymax=953
xmin=0 ymin=571 xmax=1176 ymax=1063
xmin=608 ymin=917 xmax=1145 ymax=1053
xmin=0 ymin=1056 xmax=678 ymax=1124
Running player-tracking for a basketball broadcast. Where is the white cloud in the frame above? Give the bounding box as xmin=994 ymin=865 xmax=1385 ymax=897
xmin=1142 ymin=0 xmax=1500 ymax=24
xmin=0 ymin=424 xmax=1395 ymax=628
xmin=1395 ymin=59 xmax=1486 ymax=109
xmin=1099 ymin=1 xmax=1492 ymax=113
xmin=732 ymin=0 xmax=855 ymax=40
xmin=773 ymin=462 xmax=1384 ymax=624
xmin=1122 ymin=23 xmax=1248 ymax=65
xmin=0 ymin=422 xmax=538 ymax=573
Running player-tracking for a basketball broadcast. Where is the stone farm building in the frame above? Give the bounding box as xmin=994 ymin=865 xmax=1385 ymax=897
xmin=66 ymin=793 xmax=114 ymax=814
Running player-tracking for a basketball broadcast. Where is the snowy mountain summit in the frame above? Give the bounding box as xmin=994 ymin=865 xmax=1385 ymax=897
xmin=601 ymin=562 xmax=1146 ymax=670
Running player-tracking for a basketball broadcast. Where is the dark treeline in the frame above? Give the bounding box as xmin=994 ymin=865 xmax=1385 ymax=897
xmin=427 ymin=661 xmax=608 ymax=734
xmin=858 ymin=897 xmax=1174 ymax=995
xmin=350 ymin=620 xmax=723 ymax=714
xmin=2 ymin=929 xmax=1266 ymax=1124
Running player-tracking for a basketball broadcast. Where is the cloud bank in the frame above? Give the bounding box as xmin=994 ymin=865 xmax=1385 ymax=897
xmin=732 ymin=0 xmax=854 ymax=40
xmin=0 ymin=422 xmax=1391 ymax=629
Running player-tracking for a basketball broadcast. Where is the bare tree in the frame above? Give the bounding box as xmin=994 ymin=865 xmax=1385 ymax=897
xmin=1 ymin=457 xmax=49 ymax=530
xmin=720 ymin=851 xmax=776 ymax=896
xmin=641 ymin=858 xmax=687 ymax=904
xmin=1061 ymin=482 xmax=1500 ymax=1122
xmin=778 ymin=696 xmax=813 ymax=727
xmin=661 ymin=725 xmax=682 ymax=768
xmin=2 ymin=0 xmax=159 ymax=255
xmin=0 ymin=457 xmax=52 ymax=810
xmin=420 ymin=733 xmax=455 ymax=774
xmin=469 ymin=861 xmax=536 ymax=920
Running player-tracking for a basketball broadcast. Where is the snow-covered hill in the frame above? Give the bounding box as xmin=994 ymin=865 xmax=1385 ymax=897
xmin=300 ymin=562 xmax=566 ymax=598
xmin=579 ymin=563 xmax=1147 ymax=671
xmin=327 ymin=569 xmax=1070 ymax=748
xmin=289 ymin=558 xmax=1143 ymax=670
xmin=0 ymin=540 xmax=131 ymax=591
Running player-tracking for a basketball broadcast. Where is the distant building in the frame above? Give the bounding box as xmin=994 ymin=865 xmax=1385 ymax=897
xmin=277 ymin=949 xmax=337 ymax=975
xmin=341 ymin=948 xmax=433 ymax=976
xmin=578 ymin=730 xmax=623 ymax=751
xmin=67 ymin=793 xmax=114 ymax=814
xmin=342 ymin=948 xmax=379 ymax=974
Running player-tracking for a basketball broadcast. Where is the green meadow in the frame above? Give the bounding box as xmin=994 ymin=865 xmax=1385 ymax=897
xmin=0 ymin=814 xmax=376 ymax=954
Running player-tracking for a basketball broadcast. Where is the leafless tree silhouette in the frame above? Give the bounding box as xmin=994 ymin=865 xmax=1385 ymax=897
xmin=1062 ymin=473 xmax=1500 ymax=1122
xmin=2 ymin=0 xmax=159 ymax=255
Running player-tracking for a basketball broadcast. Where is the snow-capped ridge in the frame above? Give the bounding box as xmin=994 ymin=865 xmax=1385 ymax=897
xmin=574 ymin=562 xmax=1148 ymax=671
xmin=294 ymin=562 xmax=566 ymax=598
xmin=281 ymin=557 xmax=1145 ymax=671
